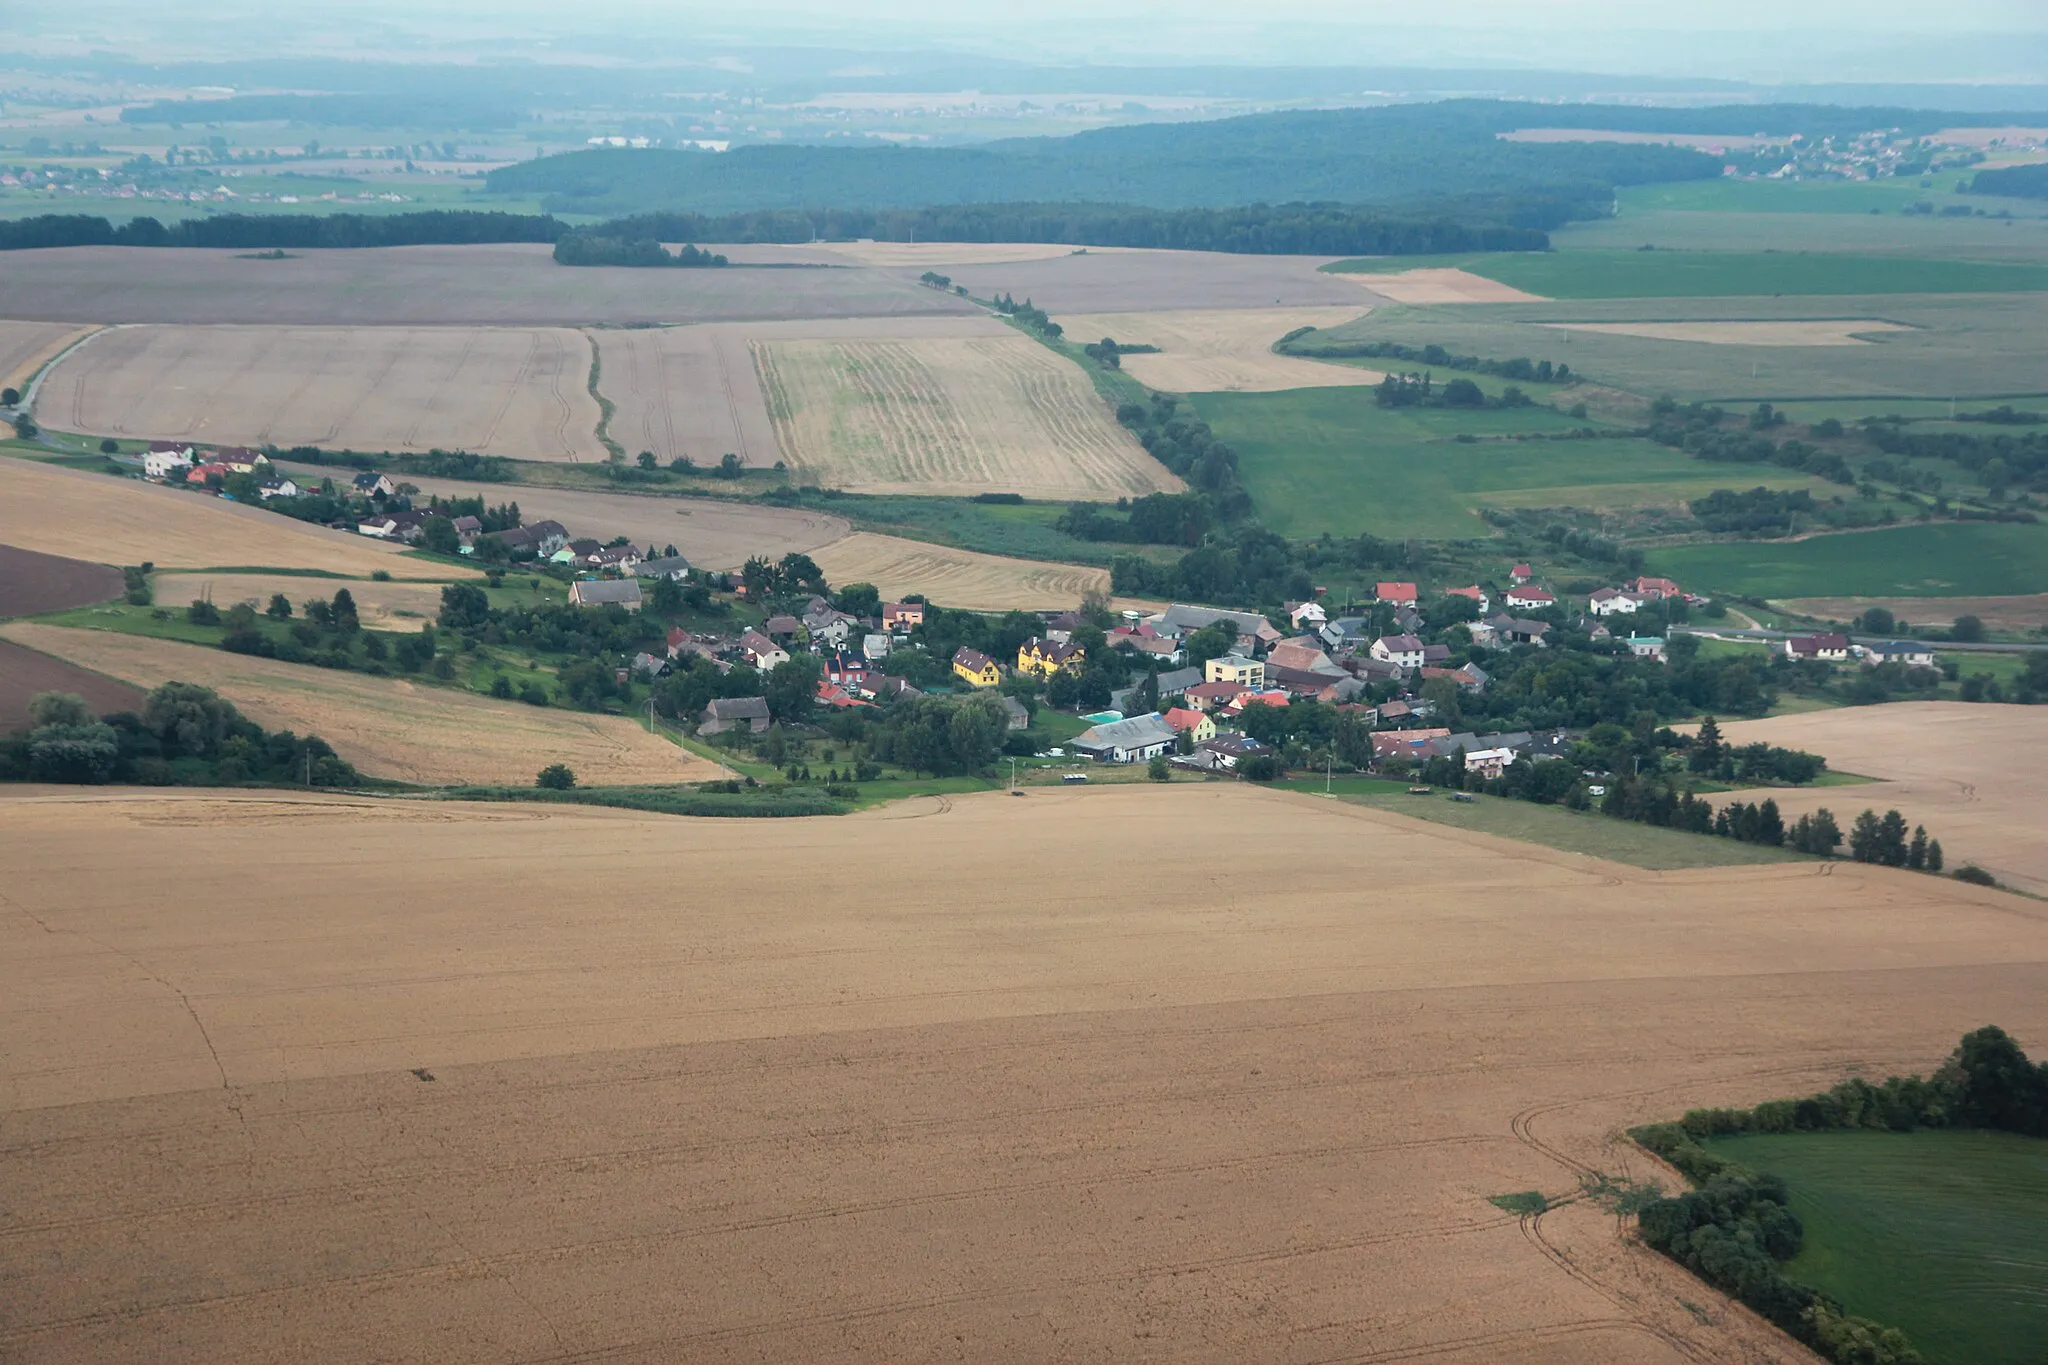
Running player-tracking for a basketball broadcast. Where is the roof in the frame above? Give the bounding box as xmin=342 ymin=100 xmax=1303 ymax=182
xmin=1445 ymin=585 xmax=1485 ymax=600
xmin=450 ymin=515 xmax=482 ymax=533
xmin=953 ymin=647 xmax=997 ymax=672
xmin=1163 ymin=707 xmax=1207 ymax=731
xmin=1200 ymin=734 xmax=1272 ymax=757
xmin=763 ymin=614 xmax=802 ymax=634
xmin=1157 ymin=604 xmax=1272 ymax=637
xmin=1868 ymin=639 xmax=1932 ymax=655
xmin=883 ymin=601 xmax=924 ymax=617
xmin=739 ymin=629 xmax=781 ymax=655
xmin=1267 ymin=642 xmax=1341 ymax=675
xmin=1232 ymin=690 xmax=1291 ymax=710
xmin=1184 ymin=680 xmax=1249 ymax=700
xmin=1023 ymin=636 xmax=1084 ymax=662
xmin=1073 ymin=712 xmax=1176 ymax=752
xmin=1375 ymin=634 xmax=1425 ymax=653
xmin=704 ymin=696 xmax=770 ymax=720
xmin=1375 ymin=581 xmax=1418 ymax=601
xmin=570 ymin=578 xmax=642 ymax=606
xmin=1153 ymin=666 xmax=1204 ymax=695
xmin=351 ymin=471 xmax=387 ymax=487
xmin=1512 ymin=564 xmax=1533 ymax=575
xmin=1508 ymin=586 xmax=1555 ymax=602
xmin=1791 ymin=633 xmax=1851 ymax=652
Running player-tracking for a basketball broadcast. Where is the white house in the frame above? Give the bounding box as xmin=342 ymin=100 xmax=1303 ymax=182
xmin=255 ymin=475 xmax=302 ymax=500
xmin=1368 ymin=634 xmax=1427 ymax=671
xmin=1070 ymin=712 xmax=1177 ymax=764
xmin=143 ymin=443 xmax=196 ymax=480
xmin=1287 ymin=600 xmax=1327 ymax=629
xmin=1863 ymin=640 xmax=1936 ymax=668
xmin=1785 ymin=633 xmax=1852 ymax=662
xmin=1504 ymin=586 xmax=1555 ymax=610
xmin=1588 ymin=588 xmax=1652 ymax=617
xmin=1625 ymin=635 xmax=1667 ymax=662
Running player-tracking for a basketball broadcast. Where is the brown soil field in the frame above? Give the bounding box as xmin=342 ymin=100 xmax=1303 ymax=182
xmin=1058 ymin=306 xmax=1381 ymax=392
xmin=0 ymin=457 xmax=475 ymax=578
xmin=357 ymin=471 xmax=852 ymax=571
xmin=1713 ymin=702 xmax=2048 ymax=895
xmin=0 ymin=542 xmax=124 ymax=618
xmin=0 ymin=319 xmax=98 ymax=393
xmin=0 ymin=244 xmax=980 ymax=327
xmin=2 ymin=782 xmax=2043 ymax=1363
xmin=1537 ymin=320 xmax=1913 ymax=347
xmin=0 ymin=637 xmax=142 ymax=732
xmin=755 ymin=335 xmax=1176 ymax=499
xmin=1778 ymin=594 xmax=2048 ymax=630
xmin=894 ymin=248 xmax=1365 ymax=313
xmin=592 ymin=316 xmax=1009 ymax=469
xmin=0 ymin=623 xmax=711 ymax=787
xmin=155 ymin=573 xmax=449 ymax=627
xmin=809 ymin=531 xmax=1120 ymax=612
xmin=1349 ymin=268 xmax=1550 ymax=304
xmin=39 ymin=324 xmax=605 ymax=461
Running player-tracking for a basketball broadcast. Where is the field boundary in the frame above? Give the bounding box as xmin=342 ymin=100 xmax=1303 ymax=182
xmin=583 ymin=328 xmax=624 ymax=463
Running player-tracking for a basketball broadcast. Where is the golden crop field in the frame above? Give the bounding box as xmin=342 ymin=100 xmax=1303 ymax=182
xmin=1350 ymin=267 xmax=1550 ymax=304
xmin=0 ymin=623 xmax=712 ymax=787
xmin=4 ymin=782 xmax=2043 ymax=1362
xmin=0 ymin=457 xmax=475 ymax=579
xmin=1714 ymin=701 xmax=2048 ymax=896
xmin=155 ymin=572 xmax=451 ymax=626
xmin=1057 ymin=306 xmax=1380 ymax=392
xmin=809 ymin=531 xmax=1118 ymax=612
xmin=753 ymin=335 xmax=1180 ymax=499
xmin=0 ymin=319 xmax=97 ymax=393
xmin=37 ymin=324 xmax=606 ymax=461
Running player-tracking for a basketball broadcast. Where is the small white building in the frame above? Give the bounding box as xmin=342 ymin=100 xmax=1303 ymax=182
xmin=143 ymin=443 xmax=196 ymax=479
xmin=1071 ymin=712 xmax=1177 ymax=764
xmin=1588 ymin=588 xmax=1653 ymax=617
xmin=1368 ymin=634 xmax=1426 ymax=672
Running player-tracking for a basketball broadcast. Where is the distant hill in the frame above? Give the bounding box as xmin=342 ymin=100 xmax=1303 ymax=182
xmin=487 ymin=101 xmax=1726 ymax=220
xmin=1968 ymin=163 xmax=2048 ymax=198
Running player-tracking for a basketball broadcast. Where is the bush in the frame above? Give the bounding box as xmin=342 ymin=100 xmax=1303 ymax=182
xmin=186 ymin=599 xmax=221 ymax=626
xmin=535 ymin=763 xmax=576 ymax=789
xmin=1953 ymin=864 xmax=1997 ymax=886
xmin=1147 ymin=754 xmax=1171 ymax=782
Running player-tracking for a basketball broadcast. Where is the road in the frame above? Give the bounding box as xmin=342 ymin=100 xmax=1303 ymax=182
xmin=1677 ymin=625 xmax=2048 ymax=655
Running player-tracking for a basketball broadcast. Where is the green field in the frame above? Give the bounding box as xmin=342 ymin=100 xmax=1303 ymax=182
xmin=1323 ymin=249 xmax=2048 ymax=299
xmin=1704 ymin=1130 xmax=2048 ymax=1365
xmin=1191 ymin=387 xmax=1816 ymax=539
xmin=1650 ymin=520 xmax=2048 ymax=598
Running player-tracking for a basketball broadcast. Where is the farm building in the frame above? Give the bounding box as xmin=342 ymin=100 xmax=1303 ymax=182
xmin=699 ymin=696 xmax=770 ymax=736
xmin=1071 ymin=713 xmax=1177 ymax=764
xmin=567 ymin=579 xmax=643 ymax=610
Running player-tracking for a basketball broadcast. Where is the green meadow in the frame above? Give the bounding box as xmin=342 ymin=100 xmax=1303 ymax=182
xmin=1705 ymin=1129 xmax=2048 ymax=1365
xmin=1649 ymin=520 xmax=2048 ymax=599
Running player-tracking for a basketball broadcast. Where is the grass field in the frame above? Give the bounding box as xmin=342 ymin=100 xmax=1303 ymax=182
xmin=753 ymin=335 xmax=1176 ymax=500
xmin=1703 ymin=1130 xmax=2048 ymax=1365
xmin=1324 ymin=250 xmax=2048 ymax=298
xmin=1649 ymin=521 xmax=2048 ymax=599
xmin=1191 ymin=386 xmax=1816 ymax=538
xmin=3 ymin=781 xmax=2043 ymax=1361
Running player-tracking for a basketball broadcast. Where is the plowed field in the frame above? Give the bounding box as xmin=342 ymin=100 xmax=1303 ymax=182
xmin=753 ymin=335 xmax=1175 ymax=499
xmin=38 ymin=324 xmax=605 ymax=461
xmin=3 ymin=782 xmax=2043 ymax=1363
xmin=0 ymin=623 xmax=711 ymax=787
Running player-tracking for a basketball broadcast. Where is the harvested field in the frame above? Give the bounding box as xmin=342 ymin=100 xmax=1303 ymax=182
xmin=0 ymin=457 xmax=474 ymax=579
xmin=1537 ymin=319 xmax=1913 ymax=347
xmin=1057 ymin=306 xmax=1379 ymax=392
xmin=2 ymin=782 xmax=2044 ymax=1363
xmin=0 ymin=543 xmax=123 ymax=619
xmin=810 ymin=531 xmax=1113 ymax=611
xmin=0 ymin=319 xmax=97 ymax=394
xmin=0 ymin=245 xmax=980 ymax=327
xmin=0 ymin=637 xmax=142 ymax=732
xmin=754 ymin=335 xmax=1176 ymax=499
xmin=0 ymin=623 xmax=709 ymax=787
xmin=39 ymin=324 xmax=605 ymax=461
xmin=156 ymin=573 xmax=447 ymax=627
xmin=1711 ymin=702 xmax=2048 ymax=896
xmin=1348 ymin=267 xmax=1549 ymax=304
xmin=363 ymin=471 xmax=852 ymax=572
xmin=592 ymin=317 xmax=1007 ymax=469
xmin=909 ymin=248 xmax=1365 ymax=313
xmin=1778 ymin=594 xmax=2048 ymax=630
xmin=806 ymin=241 xmax=1091 ymax=267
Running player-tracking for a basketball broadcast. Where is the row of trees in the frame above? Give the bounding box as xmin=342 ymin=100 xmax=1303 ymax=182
xmin=1279 ymin=334 xmax=1571 ymax=385
xmin=1374 ymin=371 xmax=1534 ymax=411
xmin=0 ymin=211 xmax=564 ymax=252
xmin=550 ymin=235 xmax=728 ymax=268
xmin=2 ymin=686 xmax=356 ymax=787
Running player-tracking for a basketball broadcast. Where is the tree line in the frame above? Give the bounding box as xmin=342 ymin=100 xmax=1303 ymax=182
xmin=2 ymin=685 xmax=357 ymax=787
xmin=0 ymin=211 xmax=565 ymax=252
xmin=551 ymin=235 xmax=728 ymax=268
xmin=1277 ymin=333 xmax=1572 ymax=385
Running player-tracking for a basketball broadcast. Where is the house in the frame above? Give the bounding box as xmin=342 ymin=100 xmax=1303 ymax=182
xmin=255 ymin=474 xmax=301 ymax=500
xmin=866 ymin=675 xmax=922 ymax=702
xmin=1785 ymin=633 xmax=1851 ymax=662
xmin=762 ymin=614 xmax=803 ymax=643
xmin=630 ymin=651 xmax=671 ymax=678
xmin=1444 ymin=585 xmax=1489 ymax=612
xmin=1375 ymin=581 xmax=1418 ymax=606
xmin=1017 ymin=636 xmax=1086 ymax=678
xmin=185 ymin=461 xmax=233 ymax=486
xmin=815 ymin=680 xmax=870 ymax=710
xmin=1267 ymin=639 xmax=1343 ymax=676
xmin=351 ymin=471 xmax=396 ymax=499
xmin=952 ymin=647 xmax=1002 ymax=689
xmin=1152 ymin=666 xmax=1204 ymax=700
xmin=862 ymin=632 xmax=893 ymax=663
xmin=1156 ymin=604 xmax=1281 ymax=653
xmin=1462 ymin=746 xmax=1519 ymax=780
xmin=739 ymin=629 xmax=790 ymax=672
xmin=1197 ymin=734 xmax=1274 ymax=770
xmin=1182 ymin=679 xmax=1250 ymax=712
xmin=1421 ymin=643 xmax=1451 ymax=666
xmin=1481 ymin=614 xmax=1551 ymax=647
xmin=1287 ymin=599 xmax=1328 ymax=628
xmin=1369 ymin=634 xmax=1427 ymax=671
xmin=699 ymin=696 xmax=771 ymax=735
xmin=1504 ymin=585 xmax=1555 ymax=610
xmin=567 ymin=578 xmax=643 ymax=610
xmin=485 ymin=520 xmax=568 ymax=558
xmin=1588 ymin=587 xmax=1653 ymax=617
xmin=1864 ymin=640 xmax=1936 ymax=668
xmin=214 ymin=447 xmax=269 ymax=474
xmin=1071 ymin=712 xmax=1177 ymax=764
xmin=1371 ymin=728 xmax=1452 ymax=764
xmin=823 ymin=651 xmax=870 ymax=688
xmin=999 ymin=695 xmax=1031 ymax=731
xmin=1626 ymin=576 xmax=1682 ymax=600
xmin=882 ymin=602 xmax=925 ymax=633
xmin=1509 ymin=563 xmax=1535 ymax=585
xmin=1205 ymin=654 xmax=1265 ymax=688
xmin=143 ymin=442 xmax=195 ymax=479
xmin=356 ymin=513 xmax=404 ymax=540
xmin=631 ymin=553 xmax=691 ymax=580
xmin=804 ymin=606 xmax=857 ymax=648
xmin=1626 ymin=634 xmax=1668 ymax=662
xmin=551 ymin=538 xmax=602 ymax=566
xmin=585 ymin=544 xmax=641 ymax=571
xmin=1162 ymin=706 xmax=1216 ymax=744
xmin=1225 ymin=689 xmax=1291 ymax=718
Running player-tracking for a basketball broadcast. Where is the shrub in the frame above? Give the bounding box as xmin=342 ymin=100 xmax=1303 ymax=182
xmin=186 ymin=599 xmax=221 ymax=626
xmin=535 ymin=763 xmax=576 ymax=790
xmin=1952 ymin=864 xmax=1997 ymax=886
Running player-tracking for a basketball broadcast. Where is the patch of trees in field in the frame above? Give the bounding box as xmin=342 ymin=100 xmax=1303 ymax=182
xmin=1057 ymin=491 xmax=1212 ymax=546
xmin=1373 ymin=372 xmax=1536 ymax=411
xmin=1112 ymin=393 xmax=1253 ymax=524
xmin=1968 ymin=162 xmax=2048 ymax=198
xmin=1630 ymin=1025 xmax=2048 ymax=1365
xmin=1 ymin=684 xmax=356 ymax=786
xmin=0 ymin=211 xmax=564 ymax=251
xmin=550 ymin=235 xmax=728 ymax=268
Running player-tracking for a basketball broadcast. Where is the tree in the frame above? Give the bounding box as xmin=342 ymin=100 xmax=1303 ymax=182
xmin=1907 ymin=825 xmax=1929 ymax=871
xmin=718 ymin=452 xmax=743 ymax=478
xmin=1689 ymin=716 xmax=1724 ymax=773
xmin=1951 ymin=614 xmax=1985 ymax=643
xmin=29 ymin=692 xmax=95 ymax=727
xmin=421 ymin=514 xmax=462 ymax=556
xmin=946 ymin=694 xmax=1005 ymax=773
xmin=266 ymin=593 xmax=292 ymax=619
xmin=0 ymin=386 xmax=18 ymax=406
xmin=764 ymin=653 xmax=824 ymax=723
xmin=1147 ymin=754 xmax=1171 ymax=781
xmin=1926 ymin=839 xmax=1944 ymax=873
xmin=1848 ymin=809 xmax=1883 ymax=863
xmin=99 ymin=438 xmax=119 ymax=454
xmin=1877 ymin=809 xmax=1910 ymax=867
xmin=186 ymin=598 xmax=221 ymax=625
xmin=330 ymin=588 xmax=359 ymax=633
xmin=536 ymin=763 xmax=576 ymax=789
xmin=1182 ymin=621 xmax=1239 ymax=669
xmin=636 ymin=450 xmax=657 ymax=470
xmin=143 ymin=681 xmax=237 ymax=757
xmin=437 ymin=583 xmax=491 ymax=631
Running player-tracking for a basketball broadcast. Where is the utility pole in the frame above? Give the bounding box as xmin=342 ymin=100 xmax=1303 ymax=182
xmin=1009 ymin=756 xmax=1016 ymax=793
xmin=1325 ymin=750 xmax=1333 ymax=795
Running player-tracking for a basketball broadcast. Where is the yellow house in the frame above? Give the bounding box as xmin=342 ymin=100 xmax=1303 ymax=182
xmin=952 ymin=647 xmax=1002 ymax=688
xmin=1016 ymin=635 xmax=1085 ymax=679
xmin=1205 ymin=654 xmax=1264 ymax=688
xmin=1163 ymin=707 xmax=1216 ymax=744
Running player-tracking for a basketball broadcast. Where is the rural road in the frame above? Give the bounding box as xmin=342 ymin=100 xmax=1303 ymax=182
xmin=1679 ymin=626 xmax=2048 ymax=655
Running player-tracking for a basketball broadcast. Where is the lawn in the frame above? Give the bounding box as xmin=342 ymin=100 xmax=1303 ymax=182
xmin=1322 ymin=250 xmax=2048 ymax=298
xmin=1649 ymin=521 xmax=2048 ymax=599
xmin=1190 ymin=387 xmax=1804 ymax=539
xmin=1309 ymin=784 xmax=1806 ymax=870
xmin=1703 ymin=1129 xmax=2048 ymax=1365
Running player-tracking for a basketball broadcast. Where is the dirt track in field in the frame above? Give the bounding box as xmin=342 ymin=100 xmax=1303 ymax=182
xmin=0 ymin=623 xmax=714 ymax=787
xmin=39 ymin=324 xmax=606 ymax=461
xmin=0 ymin=457 xmax=476 ymax=578
xmin=1058 ymin=306 xmax=1379 ymax=392
xmin=754 ymin=335 xmax=1176 ymax=499
xmin=1713 ymin=702 xmax=2048 ymax=895
xmin=3 ymin=781 xmax=2042 ymax=1362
